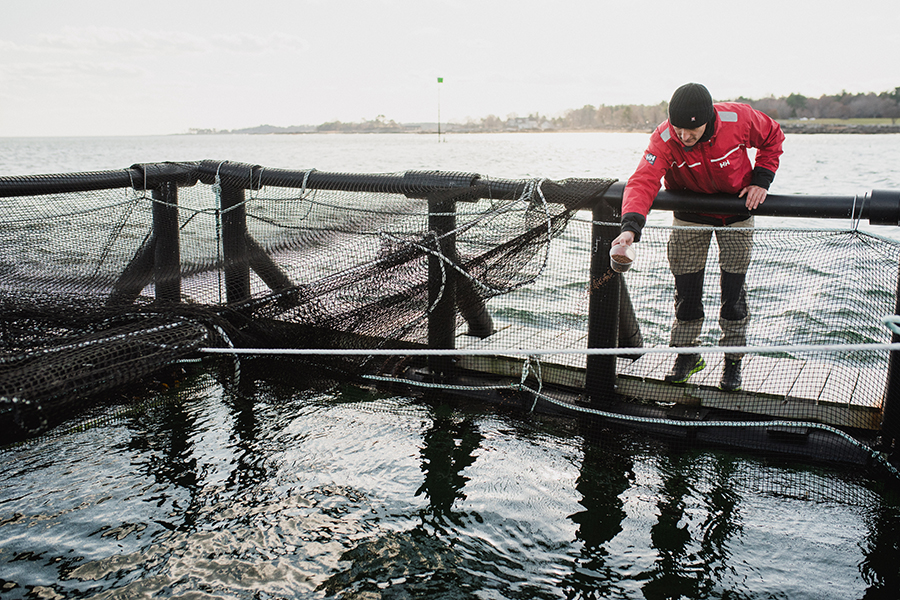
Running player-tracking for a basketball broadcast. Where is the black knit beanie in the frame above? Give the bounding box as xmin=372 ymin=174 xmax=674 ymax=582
xmin=668 ymin=83 xmax=714 ymax=128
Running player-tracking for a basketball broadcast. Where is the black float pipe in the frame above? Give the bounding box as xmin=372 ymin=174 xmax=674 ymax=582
xmin=183 ymin=171 xmax=900 ymax=226
xmin=0 ymin=162 xmax=198 ymax=198
xmin=4 ymin=164 xmax=898 ymax=225
xmin=598 ymin=182 xmax=900 ymax=225
xmin=250 ymin=165 xmax=485 ymax=199
xmin=195 ymin=163 xmax=900 ymax=226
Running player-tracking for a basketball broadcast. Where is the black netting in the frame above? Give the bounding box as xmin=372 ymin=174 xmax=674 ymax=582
xmin=1 ymin=161 xmax=899 ymax=484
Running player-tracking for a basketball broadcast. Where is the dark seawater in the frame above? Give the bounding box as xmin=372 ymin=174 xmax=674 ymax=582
xmin=2 ymin=133 xmax=900 ymax=598
xmin=3 ymin=366 xmax=899 ymax=599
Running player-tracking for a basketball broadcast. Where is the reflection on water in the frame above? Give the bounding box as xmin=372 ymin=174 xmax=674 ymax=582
xmin=415 ymin=406 xmax=483 ymax=525
xmin=639 ymin=452 xmax=740 ymax=600
xmin=319 ymin=405 xmax=486 ymax=598
xmin=859 ymin=500 xmax=900 ymax=594
xmin=564 ymin=430 xmax=634 ymax=598
xmin=1 ymin=362 xmax=900 ymax=598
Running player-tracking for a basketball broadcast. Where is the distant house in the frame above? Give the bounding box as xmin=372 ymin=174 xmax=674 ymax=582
xmin=506 ymin=117 xmax=552 ymax=131
xmin=508 ymin=117 xmax=534 ymax=130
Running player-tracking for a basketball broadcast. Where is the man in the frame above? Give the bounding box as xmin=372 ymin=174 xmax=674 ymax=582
xmin=611 ymin=82 xmax=785 ymax=391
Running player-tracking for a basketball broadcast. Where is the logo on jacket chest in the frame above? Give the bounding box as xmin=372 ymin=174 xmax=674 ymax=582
xmin=717 ymin=159 xmax=731 ymax=168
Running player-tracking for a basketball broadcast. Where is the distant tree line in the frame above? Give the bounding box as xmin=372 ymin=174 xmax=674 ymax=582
xmin=456 ymin=88 xmax=900 ymax=132
xmin=742 ymin=89 xmax=900 ymax=120
xmin=457 ymin=104 xmax=668 ymax=132
xmin=317 ymin=114 xmax=405 ymax=133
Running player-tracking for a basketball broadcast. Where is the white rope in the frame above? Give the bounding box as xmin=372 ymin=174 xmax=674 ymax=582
xmin=200 ymin=340 xmax=900 ymax=357
xmin=523 ymin=178 xmax=554 ymax=286
xmin=209 ymin=322 xmax=240 ymax=386
xmin=0 ymin=318 xmax=198 ymax=364
xmin=301 ymin=168 xmax=315 ymax=197
xmin=850 ymin=192 xmax=870 ymax=232
xmin=363 ymin=178 xmax=557 ymax=300
xmin=378 ymin=230 xmax=501 ymax=297
xmin=521 ymin=355 xmax=544 ymax=411
xmin=883 ymin=315 xmax=900 ymax=336
xmin=212 ymin=162 xmax=260 ymax=215
xmin=197 ymin=315 xmax=900 ymax=371
xmin=3 ymin=198 xmax=142 ymax=224
xmin=289 ymin=169 xmax=318 ymax=222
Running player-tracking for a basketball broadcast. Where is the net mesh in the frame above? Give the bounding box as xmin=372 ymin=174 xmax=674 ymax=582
xmin=1 ymin=161 xmax=899 ymax=483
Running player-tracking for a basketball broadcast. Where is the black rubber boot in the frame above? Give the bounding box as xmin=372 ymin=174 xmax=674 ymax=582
xmin=673 ymin=271 xmax=706 ymax=322
xmin=720 ymin=270 xmax=748 ymax=322
xmin=664 ymin=354 xmax=705 ymax=384
xmin=720 ymin=358 xmax=742 ymax=391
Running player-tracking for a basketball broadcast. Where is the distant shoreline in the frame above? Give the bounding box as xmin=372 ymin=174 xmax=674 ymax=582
xmin=186 ymin=121 xmax=900 ymax=137
xmin=778 ymin=122 xmax=900 ymax=134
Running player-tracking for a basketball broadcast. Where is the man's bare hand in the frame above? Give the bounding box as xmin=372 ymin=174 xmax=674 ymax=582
xmin=739 ymin=185 xmax=768 ymax=210
xmin=612 ymin=231 xmax=635 ymax=247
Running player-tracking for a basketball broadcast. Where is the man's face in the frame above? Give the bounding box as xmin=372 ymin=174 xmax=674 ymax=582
xmin=672 ymin=123 xmax=706 ymax=147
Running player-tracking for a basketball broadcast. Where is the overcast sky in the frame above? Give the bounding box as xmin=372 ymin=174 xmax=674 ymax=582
xmin=1 ymin=0 xmax=898 ymax=137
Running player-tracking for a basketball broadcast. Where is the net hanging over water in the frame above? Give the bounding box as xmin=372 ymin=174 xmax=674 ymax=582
xmin=1 ymin=160 xmax=899 ymax=483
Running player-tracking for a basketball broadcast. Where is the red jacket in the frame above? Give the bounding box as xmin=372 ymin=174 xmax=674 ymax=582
xmin=621 ymin=102 xmax=784 ymax=238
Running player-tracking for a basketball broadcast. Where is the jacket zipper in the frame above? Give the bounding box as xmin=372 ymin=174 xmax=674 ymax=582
xmin=700 ymin=141 xmax=719 ymax=191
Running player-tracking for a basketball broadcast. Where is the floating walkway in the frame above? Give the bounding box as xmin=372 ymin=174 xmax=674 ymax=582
xmin=455 ymin=323 xmax=884 ymax=431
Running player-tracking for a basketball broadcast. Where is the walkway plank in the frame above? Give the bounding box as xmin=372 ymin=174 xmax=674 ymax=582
xmin=620 ymin=353 xmax=670 ymax=379
xmin=788 ymin=361 xmax=831 ymax=402
xmin=449 ymin=323 xmax=885 ymax=429
xmin=818 ymin=364 xmax=860 ymax=407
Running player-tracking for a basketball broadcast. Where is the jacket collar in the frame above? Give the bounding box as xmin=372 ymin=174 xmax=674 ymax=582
xmin=699 ymin=109 xmax=718 ymax=143
xmin=682 ymin=109 xmax=718 ymax=151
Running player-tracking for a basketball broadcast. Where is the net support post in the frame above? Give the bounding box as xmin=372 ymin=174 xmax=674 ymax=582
xmin=203 ymin=161 xmax=294 ymax=302
xmin=220 ymin=185 xmax=251 ymax=304
xmin=456 ymin=274 xmax=493 ymax=338
xmin=246 ymin=236 xmax=294 ymax=294
xmin=618 ymin=282 xmax=643 ymax=349
xmin=153 ymin=182 xmax=181 ymax=302
xmin=107 ymin=237 xmax=157 ymax=306
xmin=881 ymin=269 xmax=900 ymax=452
xmin=108 ymin=175 xmax=183 ymax=306
xmin=427 ymin=193 xmax=457 ymax=379
xmin=585 ymin=205 xmax=620 ymax=404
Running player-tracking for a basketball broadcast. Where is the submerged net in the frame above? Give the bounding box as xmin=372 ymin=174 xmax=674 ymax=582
xmin=1 ymin=160 xmax=899 ymax=483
